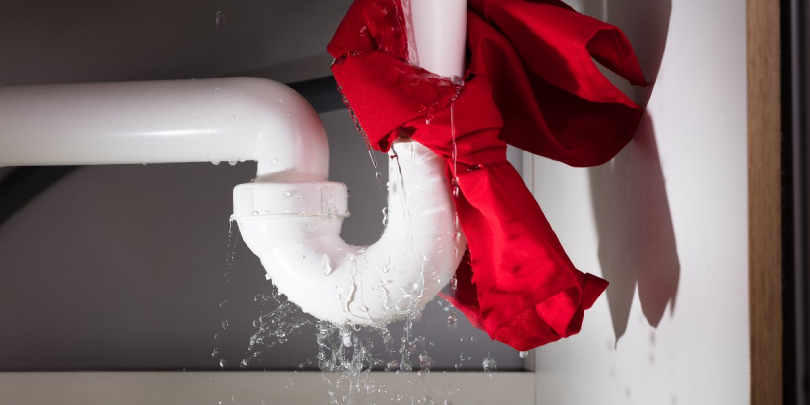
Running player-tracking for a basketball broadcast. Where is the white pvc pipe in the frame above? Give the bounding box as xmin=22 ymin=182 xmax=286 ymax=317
xmin=0 ymin=78 xmax=329 ymax=182
xmin=230 ymin=0 xmax=469 ymax=325
xmin=0 ymin=0 xmax=468 ymax=327
xmin=409 ymin=0 xmax=467 ymax=78
xmin=235 ymin=140 xmax=464 ymax=324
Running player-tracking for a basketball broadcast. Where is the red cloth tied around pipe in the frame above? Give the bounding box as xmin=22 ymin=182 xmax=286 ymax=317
xmin=328 ymin=0 xmax=646 ymax=350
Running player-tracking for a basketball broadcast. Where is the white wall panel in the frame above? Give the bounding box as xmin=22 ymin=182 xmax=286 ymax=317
xmin=532 ymin=0 xmax=748 ymax=404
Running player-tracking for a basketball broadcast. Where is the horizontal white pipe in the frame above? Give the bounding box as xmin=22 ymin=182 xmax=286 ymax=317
xmin=0 ymin=77 xmax=328 ymax=182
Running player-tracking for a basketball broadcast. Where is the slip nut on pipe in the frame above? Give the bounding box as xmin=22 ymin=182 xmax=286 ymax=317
xmin=232 ymin=181 xmax=349 ymax=220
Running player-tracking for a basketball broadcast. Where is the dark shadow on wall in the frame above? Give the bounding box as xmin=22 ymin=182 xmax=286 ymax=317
xmin=581 ymin=0 xmax=677 ymax=343
xmin=589 ymin=114 xmax=680 ymax=343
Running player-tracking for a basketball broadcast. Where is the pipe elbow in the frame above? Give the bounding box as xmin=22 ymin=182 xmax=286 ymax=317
xmin=222 ymin=78 xmax=329 ymax=182
xmin=234 ymin=140 xmax=465 ymax=326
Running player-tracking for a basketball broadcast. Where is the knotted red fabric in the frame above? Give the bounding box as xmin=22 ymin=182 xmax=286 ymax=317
xmin=328 ymin=0 xmax=646 ymax=350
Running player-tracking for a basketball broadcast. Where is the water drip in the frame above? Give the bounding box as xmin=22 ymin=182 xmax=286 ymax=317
xmin=337 ymin=86 xmax=380 ymax=181
xmin=482 ymin=355 xmax=497 ymax=376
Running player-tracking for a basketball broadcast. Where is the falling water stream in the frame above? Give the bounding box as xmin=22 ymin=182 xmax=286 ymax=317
xmin=216 ymin=221 xmax=489 ymax=404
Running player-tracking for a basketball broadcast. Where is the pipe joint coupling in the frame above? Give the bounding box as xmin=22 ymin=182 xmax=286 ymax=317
xmin=232 ymin=181 xmax=350 ymax=220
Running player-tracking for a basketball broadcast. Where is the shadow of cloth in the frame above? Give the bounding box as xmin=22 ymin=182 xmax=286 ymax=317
xmin=580 ymin=0 xmax=672 ymax=103
xmin=589 ymin=113 xmax=680 ymax=342
xmin=579 ymin=0 xmax=676 ymax=343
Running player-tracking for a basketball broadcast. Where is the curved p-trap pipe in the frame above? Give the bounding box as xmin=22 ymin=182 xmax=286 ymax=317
xmin=233 ymin=138 xmax=465 ymax=325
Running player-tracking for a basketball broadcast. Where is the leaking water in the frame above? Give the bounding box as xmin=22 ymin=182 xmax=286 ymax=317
xmin=449 ymin=76 xmax=464 ymax=203
xmin=215 ymin=218 xmax=503 ymax=403
xmin=482 ymin=355 xmax=497 ymax=376
xmin=336 ymin=85 xmax=381 ymax=183
xmin=210 ymin=47 xmax=506 ymax=405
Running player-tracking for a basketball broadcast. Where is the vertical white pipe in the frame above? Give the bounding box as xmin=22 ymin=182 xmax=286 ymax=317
xmin=410 ymin=0 xmax=467 ymax=78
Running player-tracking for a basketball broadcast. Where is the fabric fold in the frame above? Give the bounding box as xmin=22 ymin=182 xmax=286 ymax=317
xmin=328 ymin=0 xmax=645 ymax=350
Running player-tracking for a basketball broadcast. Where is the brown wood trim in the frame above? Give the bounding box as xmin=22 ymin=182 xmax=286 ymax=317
xmin=748 ymin=0 xmax=783 ymax=403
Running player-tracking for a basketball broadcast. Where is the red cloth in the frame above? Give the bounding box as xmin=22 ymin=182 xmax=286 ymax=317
xmin=328 ymin=0 xmax=646 ymax=350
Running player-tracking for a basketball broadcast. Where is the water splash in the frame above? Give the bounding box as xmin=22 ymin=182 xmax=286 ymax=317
xmin=212 ymin=221 xmax=239 ymax=369
xmin=219 ymin=259 xmax=493 ymax=404
xmin=218 ymin=72 xmax=500 ymax=401
xmin=482 ymin=354 xmax=497 ymax=376
xmin=418 ymin=351 xmax=432 ymax=373
xmin=446 ymin=313 xmax=457 ymax=326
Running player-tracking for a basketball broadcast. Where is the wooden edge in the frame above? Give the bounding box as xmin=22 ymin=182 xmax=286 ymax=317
xmin=748 ymin=0 xmax=783 ymax=403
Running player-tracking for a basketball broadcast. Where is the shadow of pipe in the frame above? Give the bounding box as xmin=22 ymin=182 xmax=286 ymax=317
xmin=580 ymin=0 xmax=676 ymax=343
